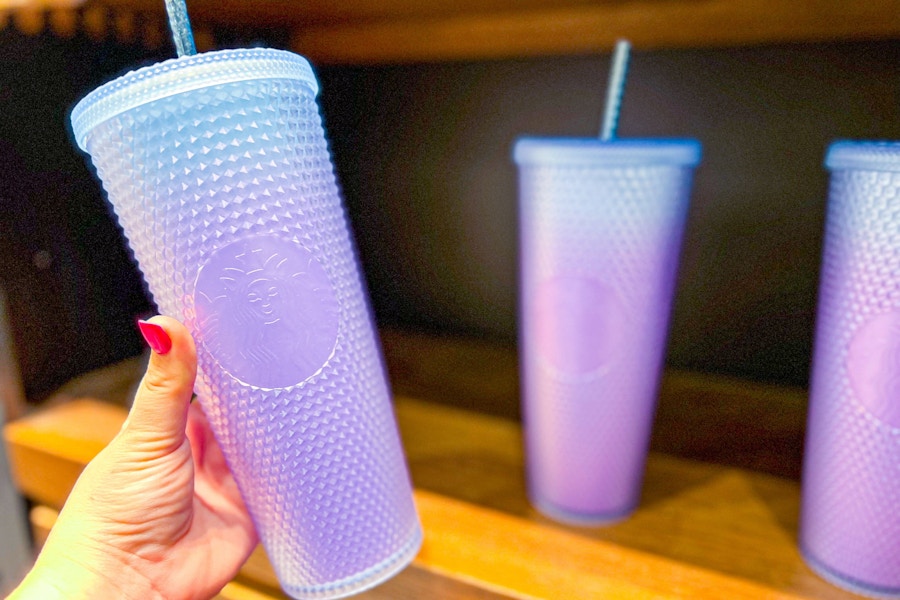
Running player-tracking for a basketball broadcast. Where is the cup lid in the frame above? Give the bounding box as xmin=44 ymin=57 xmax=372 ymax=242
xmin=825 ymin=140 xmax=900 ymax=172
xmin=71 ymin=48 xmax=317 ymax=150
xmin=513 ymin=137 xmax=701 ymax=167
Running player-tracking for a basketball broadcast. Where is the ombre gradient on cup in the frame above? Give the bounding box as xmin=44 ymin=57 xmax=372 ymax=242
xmin=70 ymin=48 xmax=421 ymax=600
xmin=801 ymin=141 xmax=900 ymax=598
xmin=514 ymin=138 xmax=700 ymax=524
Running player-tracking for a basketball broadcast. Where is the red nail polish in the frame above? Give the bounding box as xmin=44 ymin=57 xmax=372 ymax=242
xmin=138 ymin=320 xmax=172 ymax=355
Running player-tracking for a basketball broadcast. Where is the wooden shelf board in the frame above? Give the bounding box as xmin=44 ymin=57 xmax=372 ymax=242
xmin=5 ymin=390 xmax=855 ymax=599
xmin=290 ymin=0 xmax=900 ymax=64
xmin=72 ymin=0 xmax=900 ymax=63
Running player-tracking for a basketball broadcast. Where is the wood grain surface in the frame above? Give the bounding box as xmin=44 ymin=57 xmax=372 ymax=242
xmin=36 ymin=0 xmax=900 ymax=63
xmin=3 ymin=329 xmax=854 ymax=599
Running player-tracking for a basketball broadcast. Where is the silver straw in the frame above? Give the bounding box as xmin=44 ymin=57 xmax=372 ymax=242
xmin=600 ymin=40 xmax=631 ymax=141
xmin=165 ymin=0 xmax=197 ymax=57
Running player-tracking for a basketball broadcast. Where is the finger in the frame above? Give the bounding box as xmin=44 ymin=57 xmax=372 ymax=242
xmin=186 ymin=402 xmax=249 ymax=512
xmin=124 ymin=315 xmax=197 ymax=447
xmin=185 ymin=401 xmax=213 ymax=469
xmin=186 ymin=402 xmax=259 ymax=551
xmin=187 ymin=402 xmax=237 ymax=491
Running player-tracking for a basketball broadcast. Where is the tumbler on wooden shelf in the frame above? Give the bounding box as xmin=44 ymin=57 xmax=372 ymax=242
xmin=514 ymin=41 xmax=701 ymax=523
xmin=801 ymin=140 xmax=900 ymax=598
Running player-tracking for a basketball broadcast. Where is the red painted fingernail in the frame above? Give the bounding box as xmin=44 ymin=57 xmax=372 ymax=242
xmin=138 ymin=320 xmax=172 ymax=355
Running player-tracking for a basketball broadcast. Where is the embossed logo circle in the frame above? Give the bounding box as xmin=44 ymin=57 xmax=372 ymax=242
xmin=194 ymin=235 xmax=340 ymax=388
xmin=533 ymin=276 xmax=622 ymax=378
xmin=847 ymin=311 xmax=900 ymax=428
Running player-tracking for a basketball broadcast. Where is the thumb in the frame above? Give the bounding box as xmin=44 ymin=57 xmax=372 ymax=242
xmin=123 ymin=315 xmax=198 ymax=447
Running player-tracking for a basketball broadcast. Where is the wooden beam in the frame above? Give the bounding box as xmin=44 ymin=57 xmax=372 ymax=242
xmin=47 ymin=0 xmax=900 ymax=63
xmin=289 ymin=0 xmax=900 ymax=64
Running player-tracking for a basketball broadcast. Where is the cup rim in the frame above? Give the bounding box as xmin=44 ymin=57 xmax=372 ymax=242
xmin=826 ymin=140 xmax=900 ymax=173
xmin=71 ymin=48 xmax=317 ymax=150
xmin=513 ymin=137 xmax=701 ymax=167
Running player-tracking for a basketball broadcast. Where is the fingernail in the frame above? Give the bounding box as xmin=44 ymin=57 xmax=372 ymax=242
xmin=138 ymin=320 xmax=172 ymax=355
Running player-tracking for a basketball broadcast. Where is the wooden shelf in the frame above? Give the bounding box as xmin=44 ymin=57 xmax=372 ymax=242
xmin=2 ymin=329 xmax=856 ymax=599
xmin=5 ymin=396 xmax=849 ymax=599
xmin=85 ymin=0 xmax=900 ymax=63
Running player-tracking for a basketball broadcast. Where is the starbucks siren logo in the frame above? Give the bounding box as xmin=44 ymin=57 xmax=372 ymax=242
xmin=194 ymin=235 xmax=340 ymax=388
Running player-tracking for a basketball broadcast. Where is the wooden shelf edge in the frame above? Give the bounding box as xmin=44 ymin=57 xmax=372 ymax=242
xmin=289 ymin=0 xmax=900 ymax=64
xmin=413 ymin=489 xmax=806 ymax=600
xmin=25 ymin=482 xmax=806 ymax=600
xmin=41 ymin=0 xmax=900 ymax=64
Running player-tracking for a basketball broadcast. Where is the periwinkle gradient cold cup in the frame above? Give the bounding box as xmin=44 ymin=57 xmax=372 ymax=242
xmin=801 ymin=141 xmax=900 ymax=598
xmin=70 ymin=48 xmax=422 ymax=599
xmin=514 ymin=138 xmax=700 ymax=524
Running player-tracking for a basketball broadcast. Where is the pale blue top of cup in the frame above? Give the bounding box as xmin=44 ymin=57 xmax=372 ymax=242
xmin=71 ymin=48 xmax=317 ymax=151
xmin=513 ymin=138 xmax=701 ymax=167
xmin=826 ymin=140 xmax=900 ymax=172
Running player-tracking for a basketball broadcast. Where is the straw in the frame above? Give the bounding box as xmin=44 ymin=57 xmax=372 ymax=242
xmin=165 ymin=0 xmax=197 ymax=57
xmin=600 ymin=40 xmax=631 ymax=141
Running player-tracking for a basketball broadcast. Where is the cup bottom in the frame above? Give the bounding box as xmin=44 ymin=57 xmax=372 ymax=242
xmin=802 ymin=546 xmax=900 ymax=599
xmin=530 ymin=493 xmax=635 ymax=526
xmin=281 ymin=525 xmax=423 ymax=600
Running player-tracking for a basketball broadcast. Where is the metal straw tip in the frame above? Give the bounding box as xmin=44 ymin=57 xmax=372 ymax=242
xmin=165 ymin=0 xmax=197 ymax=57
xmin=600 ymin=39 xmax=632 ymax=141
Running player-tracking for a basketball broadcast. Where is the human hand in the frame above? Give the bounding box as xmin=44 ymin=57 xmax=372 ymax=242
xmin=9 ymin=316 xmax=258 ymax=600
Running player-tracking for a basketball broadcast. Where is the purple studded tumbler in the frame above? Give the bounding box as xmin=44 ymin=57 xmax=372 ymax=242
xmin=801 ymin=141 xmax=900 ymax=598
xmin=70 ymin=48 xmax=421 ymax=599
xmin=514 ymin=138 xmax=700 ymax=524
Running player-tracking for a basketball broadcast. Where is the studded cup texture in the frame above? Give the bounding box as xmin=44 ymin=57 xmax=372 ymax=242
xmin=801 ymin=141 xmax=900 ymax=598
xmin=514 ymin=138 xmax=699 ymax=523
xmin=72 ymin=49 xmax=421 ymax=600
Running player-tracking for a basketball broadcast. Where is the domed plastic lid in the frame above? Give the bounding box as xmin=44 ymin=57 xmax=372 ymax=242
xmin=513 ymin=137 xmax=701 ymax=167
xmin=826 ymin=140 xmax=900 ymax=172
xmin=71 ymin=48 xmax=317 ymax=150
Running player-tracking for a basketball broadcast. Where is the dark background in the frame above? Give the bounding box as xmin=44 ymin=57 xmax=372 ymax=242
xmin=2 ymin=16 xmax=899 ymax=403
